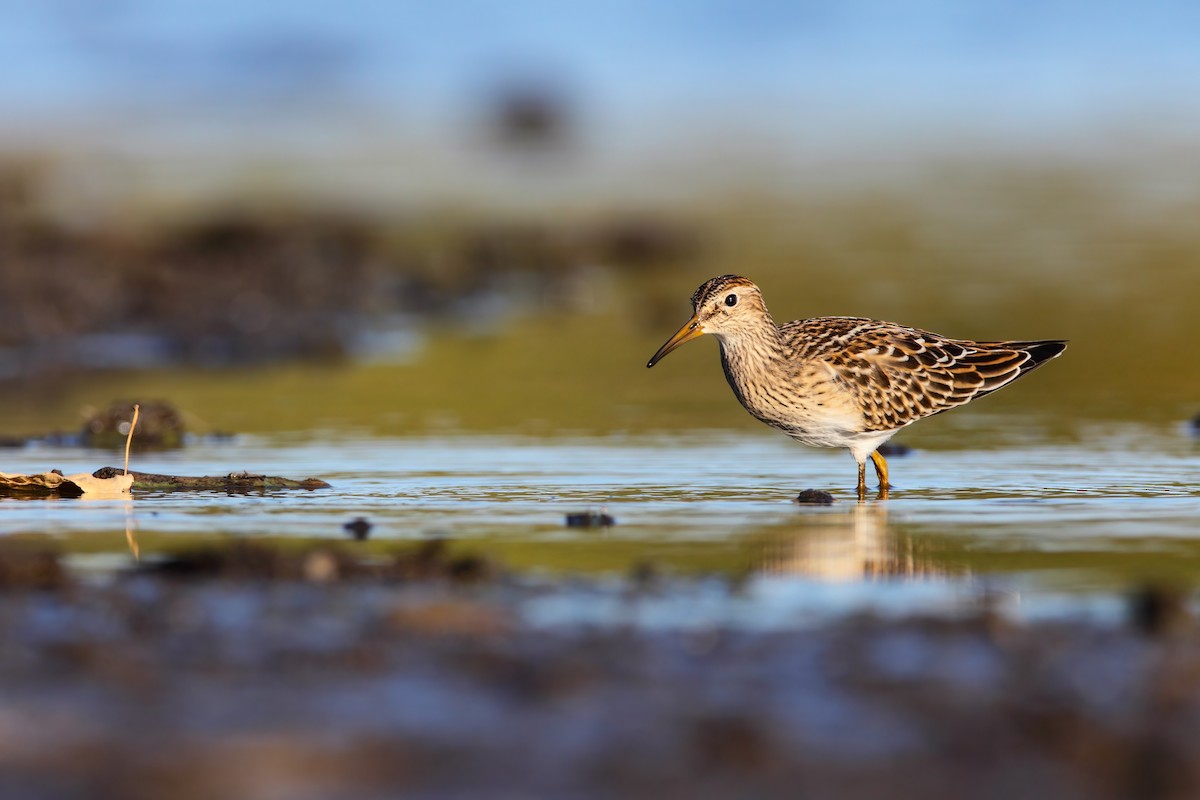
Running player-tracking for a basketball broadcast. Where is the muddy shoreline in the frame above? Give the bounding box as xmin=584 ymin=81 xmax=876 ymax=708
xmin=2 ymin=542 xmax=1198 ymax=800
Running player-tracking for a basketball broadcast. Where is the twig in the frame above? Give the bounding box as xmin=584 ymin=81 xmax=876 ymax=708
xmin=124 ymin=404 xmax=140 ymax=476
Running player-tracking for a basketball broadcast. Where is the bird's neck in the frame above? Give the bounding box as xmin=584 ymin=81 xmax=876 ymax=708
xmin=714 ymin=314 xmax=784 ymax=363
xmin=715 ymin=319 xmax=787 ymax=406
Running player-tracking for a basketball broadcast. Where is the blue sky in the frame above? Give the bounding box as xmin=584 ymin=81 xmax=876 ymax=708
xmin=3 ymin=0 xmax=1199 ymax=199
xmin=5 ymin=1 xmax=1199 ymax=124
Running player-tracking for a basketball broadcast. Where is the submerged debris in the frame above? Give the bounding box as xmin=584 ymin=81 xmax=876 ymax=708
xmin=92 ymin=467 xmax=330 ymax=492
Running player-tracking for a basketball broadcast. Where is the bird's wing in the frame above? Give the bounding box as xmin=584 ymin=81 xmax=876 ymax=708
xmin=783 ymin=318 xmax=1043 ymax=431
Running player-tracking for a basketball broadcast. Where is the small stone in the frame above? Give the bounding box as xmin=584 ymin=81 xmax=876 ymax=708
xmin=877 ymin=441 xmax=912 ymax=456
xmin=794 ymin=489 xmax=835 ymax=505
xmin=566 ymin=512 xmax=615 ymax=528
xmin=344 ymin=516 xmax=372 ymax=541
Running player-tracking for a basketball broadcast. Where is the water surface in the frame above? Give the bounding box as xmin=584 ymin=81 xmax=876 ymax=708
xmin=3 ymin=416 xmax=1197 ymax=627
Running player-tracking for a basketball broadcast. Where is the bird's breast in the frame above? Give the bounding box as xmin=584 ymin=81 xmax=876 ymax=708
xmin=718 ymin=343 xmax=862 ymax=445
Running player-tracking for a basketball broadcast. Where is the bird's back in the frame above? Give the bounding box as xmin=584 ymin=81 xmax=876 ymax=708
xmin=778 ymin=316 xmax=1067 ymax=432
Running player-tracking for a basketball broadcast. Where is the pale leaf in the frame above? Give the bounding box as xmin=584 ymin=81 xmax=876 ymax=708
xmin=64 ymin=472 xmax=134 ymax=497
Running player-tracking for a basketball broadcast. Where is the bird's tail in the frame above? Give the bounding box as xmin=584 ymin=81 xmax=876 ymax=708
xmin=1007 ymin=340 xmax=1069 ymax=374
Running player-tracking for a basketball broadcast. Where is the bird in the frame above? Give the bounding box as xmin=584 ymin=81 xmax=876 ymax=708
xmin=647 ymin=275 xmax=1067 ymax=499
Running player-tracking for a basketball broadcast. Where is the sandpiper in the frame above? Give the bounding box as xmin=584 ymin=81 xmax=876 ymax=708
xmin=647 ymin=275 xmax=1066 ymax=499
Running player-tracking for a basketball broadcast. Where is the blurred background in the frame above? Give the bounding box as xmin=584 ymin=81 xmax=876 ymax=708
xmin=2 ymin=0 xmax=1200 ymax=436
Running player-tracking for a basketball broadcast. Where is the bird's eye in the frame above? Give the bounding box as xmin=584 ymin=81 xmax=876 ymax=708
xmin=724 ymin=293 xmax=738 ymax=307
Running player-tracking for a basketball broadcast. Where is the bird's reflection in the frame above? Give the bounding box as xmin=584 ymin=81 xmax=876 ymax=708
xmin=755 ymin=503 xmax=957 ymax=580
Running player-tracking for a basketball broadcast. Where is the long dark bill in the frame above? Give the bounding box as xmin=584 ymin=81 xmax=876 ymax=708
xmin=646 ymin=314 xmax=704 ymax=368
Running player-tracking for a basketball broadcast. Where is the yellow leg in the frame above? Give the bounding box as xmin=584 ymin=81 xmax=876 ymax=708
xmin=856 ymin=460 xmax=867 ymax=501
xmin=870 ymin=450 xmax=891 ymax=497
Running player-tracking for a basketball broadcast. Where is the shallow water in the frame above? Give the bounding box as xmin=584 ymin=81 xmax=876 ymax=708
xmin=2 ymin=416 xmax=1199 ymax=626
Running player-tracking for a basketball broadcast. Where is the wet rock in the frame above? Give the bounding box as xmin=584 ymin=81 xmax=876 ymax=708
xmin=566 ymin=512 xmax=616 ymax=527
xmin=877 ymin=441 xmax=913 ymax=457
xmin=794 ymin=489 xmax=836 ymax=505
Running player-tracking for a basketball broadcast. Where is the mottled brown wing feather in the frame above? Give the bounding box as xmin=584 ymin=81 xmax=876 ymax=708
xmin=782 ymin=318 xmax=1065 ymax=432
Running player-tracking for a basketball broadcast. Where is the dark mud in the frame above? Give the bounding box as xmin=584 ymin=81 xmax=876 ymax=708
xmin=2 ymin=541 xmax=1200 ymax=800
xmin=0 ymin=163 xmax=702 ymax=382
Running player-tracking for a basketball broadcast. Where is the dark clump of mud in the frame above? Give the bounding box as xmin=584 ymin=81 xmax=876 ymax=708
xmin=5 ymin=541 xmax=1200 ymax=800
xmin=794 ymin=488 xmax=836 ymax=505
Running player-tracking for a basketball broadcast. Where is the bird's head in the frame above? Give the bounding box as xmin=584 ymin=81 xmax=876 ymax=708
xmin=646 ymin=275 xmax=768 ymax=367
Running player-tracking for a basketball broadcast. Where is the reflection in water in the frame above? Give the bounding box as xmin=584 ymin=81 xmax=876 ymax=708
xmin=756 ymin=504 xmax=960 ymax=581
xmin=123 ymin=500 xmax=139 ymax=561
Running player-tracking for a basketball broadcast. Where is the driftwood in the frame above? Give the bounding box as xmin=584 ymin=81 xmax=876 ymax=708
xmin=93 ymin=467 xmax=330 ymax=492
xmin=0 ymin=470 xmax=133 ymax=498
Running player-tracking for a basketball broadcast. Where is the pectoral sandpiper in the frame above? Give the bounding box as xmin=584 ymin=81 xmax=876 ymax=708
xmin=647 ymin=275 xmax=1066 ymax=499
